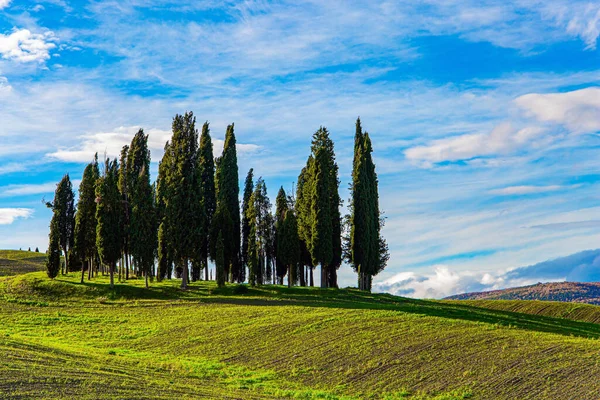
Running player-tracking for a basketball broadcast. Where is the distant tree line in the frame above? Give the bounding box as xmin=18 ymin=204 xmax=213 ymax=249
xmin=45 ymin=114 xmax=389 ymax=291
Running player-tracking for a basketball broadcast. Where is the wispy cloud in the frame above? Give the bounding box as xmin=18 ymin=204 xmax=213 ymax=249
xmin=0 ymin=0 xmax=10 ymax=11
xmin=0 ymin=180 xmax=80 ymax=197
xmin=0 ymin=208 xmax=32 ymax=225
xmin=489 ymin=185 xmax=566 ymax=195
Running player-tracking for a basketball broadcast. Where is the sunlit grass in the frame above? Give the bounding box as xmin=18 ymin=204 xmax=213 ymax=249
xmin=1 ymin=268 xmax=600 ymax=398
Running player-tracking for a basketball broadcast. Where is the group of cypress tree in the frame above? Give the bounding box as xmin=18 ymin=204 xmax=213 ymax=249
xmin=46 ymin=114 xmax=388 ymax=292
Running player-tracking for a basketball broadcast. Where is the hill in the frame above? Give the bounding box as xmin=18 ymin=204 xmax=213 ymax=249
xmin=445 ymin=281 xmax=600 ymax=304
xmin=3 ymin=273 xmax=600 ymax=398
xmin=0 ymin=250 xmax=46 ymax=277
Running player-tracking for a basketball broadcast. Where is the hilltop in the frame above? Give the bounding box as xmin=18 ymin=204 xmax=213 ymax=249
xmin=446 ymin=281 xmax=600 ymax=304
xmin=2 ymin=271 xmax=600 ymax=399
xmin=0 ymin=250 xmax=46 ymax=277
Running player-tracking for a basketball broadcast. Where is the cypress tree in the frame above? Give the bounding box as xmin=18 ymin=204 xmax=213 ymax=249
xmin=215 ymin=228 xmax=226 ymax=288
xmin=275 ymin=187 xmax=289 ymax=284
xmin=214 ymin=123 xmax=241 ymax=283
xmin=296 ymin=158 xmax=314 ymax=286
xmin=241 ymin=168 xmax=254 ymax=275
xmin=308 ymin=127 xmax=341 ymax=288
xmin=164 ymin=112 xmax=198 ymax=289
xmin=197 ymin=122 xmax=216 ymax=281
xmin=248 ymin=178 xmax=272 ymax=285
xmin=246 ymin=204 xmax=258 ymax=287
xmin=74 ymin=154 xmax=100 ymax=283
xmin=347 ymin=119 xmax=389 ymax=291
xmin=280 ymin=210 xmax=300 ymax=287
xmin=118 ymin=145 xmax=130 ymax=279
xmin=128 ymin=130 xmax=157 ymax=288
xmin=156 ymin=141 xmax=173 ymax=281
xmin=96 ymin=159 xmax=122 ymax=289
xmin=46 ymin=174 xmax=76 ymax=274
xmin=46 ymin=214 xmax=61 ymax=279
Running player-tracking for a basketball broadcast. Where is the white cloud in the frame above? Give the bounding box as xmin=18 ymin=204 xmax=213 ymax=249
xmin=0 ymin=0 xmax=10 ymax=10
xmin=488 ymin=185 xmax=565 ymax=195
xmin=0 ymin=28 xmax=57 ymax=63
xmin=46 ymin=126 xmax=260 ymax=163
xmin=404 ymin=123 xmax=546 ymax=166
xmin=373 ymin=250 xmax=600 ymax=299
xmin=0 ymin=180 xmax=80 ymax=197
xmin=515 ymin=87 xmax=600 ymax=133
xmin=0 ymin=208 xmax=32 ymax=225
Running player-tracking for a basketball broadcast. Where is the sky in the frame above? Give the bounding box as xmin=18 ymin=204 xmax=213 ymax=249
xmin=1 ymin=1 xmax=600 ymax=298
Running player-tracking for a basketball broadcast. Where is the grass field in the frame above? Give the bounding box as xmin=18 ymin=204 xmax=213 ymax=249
xmin=0 ymin=250 xmax=46 ymax=277
xmin=2 ymin=254 xmax=600 ymax=399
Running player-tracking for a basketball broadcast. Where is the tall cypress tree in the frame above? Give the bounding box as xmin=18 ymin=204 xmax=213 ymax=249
xmin=128 ymin=130 xmax=157 ymax=288
xmin=296 ymin=158 xmax=315 ymax=286
xmin=280 ymin=209 xmax=300 ymax=287
xmin=96 ymin=159 xmax=122 ymax=289
xmin=214 ymin=123 xmax=241 ymax=283
xmin=241 ymin=168 xmax=254 ymax=275
xmin=164 ymin=112 xmax=199 ymax=289
xmin=118 ymin=145 xmax=130 ymax=279
xmin=347 ymin=119 xmax=389 ymax=291
xmin=74 ymin=154 xmax=100 ymax=283
xmin=275 ymin=187 xmax=289 ymax=284
xmin=156 ymin=141 xmax=173 ymax=281
xmin=197 ymin=122 xmax=216 ymax=281
xmin=46 ymin=214 xmax=61 ymax=279
xmin=46 ymin=174 xmax=76 ymax=274
xmin=308 ymin=127 xmax=341 ymax=288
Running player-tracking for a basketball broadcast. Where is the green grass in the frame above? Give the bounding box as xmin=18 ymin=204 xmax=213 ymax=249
xmin=0 ymin=250 xmax=46 ymax=277
xmin=2 ymin=272 xmax=600 ymax=399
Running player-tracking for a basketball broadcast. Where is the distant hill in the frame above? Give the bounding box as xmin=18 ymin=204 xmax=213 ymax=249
xmin=446 ymin=281 xmax=600 ymax=304
xmin=0 ymin=250 xmax=46 ymax=277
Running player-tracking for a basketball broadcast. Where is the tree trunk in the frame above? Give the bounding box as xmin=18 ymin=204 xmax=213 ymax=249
xmin=181 ymin=259 xmax=189 ymax=289
xmin=145 ymin=272 xmax=149 ymax=289
xmin=62 ymin=246 xmax=69 ymax=275
xmin=204 ymin=258 xmax=209 ymax=281
xmin=309 ymin=268 xmax=314 ymax=287
xmin=320 ymin=264 xmax=327 ymax=288
xmin=126 ymin=253 xmax=130 ymax=280
xmin=80 ymin=260 xmax=85 ymax=284
xmin=109 ymin=263 xmax=115 ymax=289
xmin=299 ymin=264 xmax=306 ymax=287
xmin=287 ymin=265 xmax=291 ymax=288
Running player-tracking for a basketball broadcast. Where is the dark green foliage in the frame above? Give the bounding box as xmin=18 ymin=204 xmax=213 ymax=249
xmin=156 ymin=141 xmax=173 ymax=281
xmin=347 ymin=119 xmax=389 ymax=291
xmin=214 ymin=124 xmax=241 ymax=283
xmin=279 ymin=210 xmax=300 ymax=287
xmin=118 ymin=145 xmax=130 ymax=275
xmin=162 ymin=112 xmax=199 ymax=289
xmin=247 ymin=223 xmax=258 ymax=286
xmin=46 ymin=174 xmax=76 ymax=274
xmin=241 ymin=168 xmax=254 ymax=274
xmin=96 ymin=159 xmax=122 ymax=289
xmin=128 ymin=130 xmax=157 ymax=288
xmin=74 ymin=154 xmax=100 ymax=283
xmin=275 ymin=187 xmax=289 ymax=284
xmin=296 ymin=158 xmax=315 ymax=286
xmin=246 ymin=178 xmax=273 ymax=285
xmin=215 ymin=231 xmax=226 ymax=287
xmin=308 ymin=127 xmax=341 ymax=288
xmin=195 ymin=122 xmax=216 ymax=281
xmin=46 ymin=214 xmax=61 ymax=279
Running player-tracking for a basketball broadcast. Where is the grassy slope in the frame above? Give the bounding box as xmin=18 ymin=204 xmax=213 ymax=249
xmin=0 ymin=250 xmax=46 ymax=277
xmin=2 ymin=273 xmax=600 ymax=399
xmin=446 ymin=282 xmax=600 ymax=304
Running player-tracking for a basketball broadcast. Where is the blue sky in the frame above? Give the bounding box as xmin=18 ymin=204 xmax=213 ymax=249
xmin=2 ymin=0 xmax=600 ymax=297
